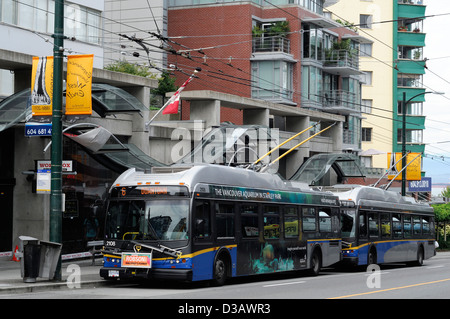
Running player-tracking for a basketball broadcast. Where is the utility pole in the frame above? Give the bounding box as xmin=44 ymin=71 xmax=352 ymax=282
xmin=50 ymin=0 xmax=64 ymax=281
xmin=401 ymin=92 xmax=406 ymax=197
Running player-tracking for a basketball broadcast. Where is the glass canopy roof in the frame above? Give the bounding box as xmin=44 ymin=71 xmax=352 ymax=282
xmin=290 ymin=153 xmax=367 ymax=186
xmin=0 ymin=84 xmax=164 ymax=171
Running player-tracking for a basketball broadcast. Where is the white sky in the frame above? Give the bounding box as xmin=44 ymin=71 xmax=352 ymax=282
xmin=421 ymin=0 xmax=450 ymax=183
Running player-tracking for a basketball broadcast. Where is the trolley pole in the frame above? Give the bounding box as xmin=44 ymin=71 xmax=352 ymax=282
xmin=50 ymin=0 xmax=64 ymax=281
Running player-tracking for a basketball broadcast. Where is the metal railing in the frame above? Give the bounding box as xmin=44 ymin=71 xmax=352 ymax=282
xmin=252 ymin=36 xmax=290 ymax=54
xmin=324 ymin=50 xmax=359 ymax=70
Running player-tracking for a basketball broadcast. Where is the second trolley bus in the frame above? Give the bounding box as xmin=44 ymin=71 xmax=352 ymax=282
xmin=333 ymin=185 xmax=435 ymax=267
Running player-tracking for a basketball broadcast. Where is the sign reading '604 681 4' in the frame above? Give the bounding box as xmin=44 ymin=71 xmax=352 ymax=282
xmin=25 ymin=123 xmax=52 ymax=136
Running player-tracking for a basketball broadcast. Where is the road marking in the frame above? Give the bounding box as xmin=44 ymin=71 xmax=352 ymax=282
xmin=263 ymin=281 xmax=306 ymax=288
xmin=329 ymin=278 xmax=450 ymax=299
xmin=426 ymin=265 xmax=444 ymax=269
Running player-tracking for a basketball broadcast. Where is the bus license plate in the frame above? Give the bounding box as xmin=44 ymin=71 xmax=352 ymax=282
xmin=121 ymin=252 xmax=152 ymax=268
xmin=108 ymin=270 xmax=119 ymax=278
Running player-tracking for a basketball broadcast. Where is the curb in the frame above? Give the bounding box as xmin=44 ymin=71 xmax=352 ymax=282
xmin=0 ymin=279 xmax=113 ymax=295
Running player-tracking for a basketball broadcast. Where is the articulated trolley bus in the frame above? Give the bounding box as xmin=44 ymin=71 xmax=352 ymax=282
xmin=100 ymin=164 xmax=342 ymax=285
xmin=333 ymin=185 xmax=435 ymax=267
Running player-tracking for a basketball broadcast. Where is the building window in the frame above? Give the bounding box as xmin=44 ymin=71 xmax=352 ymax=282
xmin=361 ymin=71 xmax=373 ymax=85
xmin=252 ymin=61 xmax=293 ymax=101
xmin=360 ymin=43 xmax=373 ymax=57
xmin=397 ymin=129 xmax=423 ymax=144
xmin=0 ymin=0 xmax=101 ymax=45
xmin=398 ymin=46 xmax=423 ymax=60
xmin=301 ymin=65 xmax=322 ymax=106
xmin=360 ymin=14 xmax=373 ymax=29
xmin=397 ymin=74 xmax=423 ymax=88
xmin=397 ymin=101 xmax=423 ymax=115
xmin=362 ymin=127 xmax=372 ymax=142
xmin=361 ymin=99 xmax=372 ymax=113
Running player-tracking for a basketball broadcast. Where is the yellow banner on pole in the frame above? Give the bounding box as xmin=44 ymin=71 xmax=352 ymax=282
xmin=31 ymin=56 xmax=54 ymax=117
xmin=387 ymin=152 xmax=422 ymax=181
xmin=66 ymin=54 xmax=94 ymax=115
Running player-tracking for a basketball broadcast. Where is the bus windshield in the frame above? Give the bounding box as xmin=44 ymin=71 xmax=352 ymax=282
xmin=341 ymin=209 xmax=356 ymax=238
xmin=105 ymin=199 xmax=189 ymax=241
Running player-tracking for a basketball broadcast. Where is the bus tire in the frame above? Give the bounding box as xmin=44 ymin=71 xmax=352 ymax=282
xmin=212 ymin=251 xmax=229 ymax=286
xmin=367 ymin=246 xmax=377 ymax=266
xmin=411 ymin=246 xmax=424 ymax=267
xmin=309 ymin=249 xmax=322 ymax=276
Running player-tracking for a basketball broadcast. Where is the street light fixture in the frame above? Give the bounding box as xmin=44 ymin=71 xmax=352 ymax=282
xmin=401 ymin=91 xmax=444 ymax=196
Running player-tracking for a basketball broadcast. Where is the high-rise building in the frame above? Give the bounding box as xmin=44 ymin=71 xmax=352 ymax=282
xmin=329 ymin=0 xmax=427 ymax=170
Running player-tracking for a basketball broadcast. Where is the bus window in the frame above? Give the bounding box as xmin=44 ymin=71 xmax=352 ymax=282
xmin=392 ymin=214 xmax=402 ymax=238
xmin=413 ymin=216 xmax=422 ymax=236
xmin=359 ymin=212 xmax=367 ymax=239
xmin=241 ymin=205 xmax=259 ymax=238
xmin=319 ymin=209 xmax=332 ymax=232
xmin=422 ymin=217 xmax=431 ymax=236
xmin=194 ymin=201 xmax=211 ymax=240
xmin=284 ymin=207 xmax=299 ymax=238
xmin=404 ymin=216 xmax=412 ymax=238
xmin=341 ymin=209 xmax=356 ymax=238
xmin=264 ymin=206 xmax=280 ymax=239
xmin=302 ymin=207 xmax=317 ymax=232
xmin=381 ymin=213 xmax=391 ymax=239
xmin=368 ymin=213 xmax=379 ymax=238
xmin=215 ymin=203 xmax=235 ymax=238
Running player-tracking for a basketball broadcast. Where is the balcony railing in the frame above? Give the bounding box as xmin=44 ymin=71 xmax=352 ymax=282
xmin=252 ymin=36 xmax=290 ymax=54
xmin=323 ymin=90 xmax=359 ymax=114
xmin=325 ymin=50 xmax=359 ymax=70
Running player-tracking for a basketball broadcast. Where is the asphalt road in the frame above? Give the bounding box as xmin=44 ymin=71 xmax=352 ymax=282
xmin=4 ymin=252 xmax=450 ymax=300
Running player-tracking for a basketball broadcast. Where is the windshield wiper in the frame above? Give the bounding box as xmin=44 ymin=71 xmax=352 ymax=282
xmin=130 ymin=240 xmax=182 ymax=258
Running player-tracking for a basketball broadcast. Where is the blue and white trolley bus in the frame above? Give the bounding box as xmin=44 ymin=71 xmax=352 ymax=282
xmin=100 ymin=164 xmax=342 ymax=285
xmin=334 ymin=185 xmax=435 ymax=266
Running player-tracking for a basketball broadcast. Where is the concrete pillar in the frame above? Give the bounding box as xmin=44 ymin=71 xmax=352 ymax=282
xmin=330 ymin=121 xmax=343 ymax=152
xmin=243 ymin=108 xmax=269 ymax=127
xmin=285 ymin=116 xmax=311 ymax=178
xmin=14 ymin=69 xmax=32 ymax=92
xmin=190 ymin=100 xmax=221 ymax=128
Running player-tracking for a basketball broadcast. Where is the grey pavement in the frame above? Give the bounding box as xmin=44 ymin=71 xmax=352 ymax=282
xmin=0 ymin=256 xmax=109 ymax=295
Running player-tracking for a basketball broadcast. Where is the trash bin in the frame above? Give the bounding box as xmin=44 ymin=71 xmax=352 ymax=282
xmin=18 ymin=236 xmax=40 ymax=283
xmin=18 ymin=236 xmax=62 ymax=283
xmin=38 ymin=240 xmax=62 ymax=279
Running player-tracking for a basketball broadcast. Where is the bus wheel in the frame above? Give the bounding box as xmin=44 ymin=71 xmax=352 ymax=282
xmin=212 ymin=257 xmax=227 ymax=286
xmin=410 ymin=246 xmax=424 ymax=266
xmin=367 ymin=247 xmax=377 ymax=266
xmin=309 ymin=250 xmax=321 ymax=276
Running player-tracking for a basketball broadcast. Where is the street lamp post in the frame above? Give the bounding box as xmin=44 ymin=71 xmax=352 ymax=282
xmin=401 ymin=91 xmax=444 ymax=196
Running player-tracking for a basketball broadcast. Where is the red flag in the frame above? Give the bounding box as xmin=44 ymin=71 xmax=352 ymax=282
xmin=162 ymin=89 xmax=182 ymax=115
xmin=146 ymin=68 xmax=201 ymax=127
xmin=161 ymin=68 xmax=200 ymax=115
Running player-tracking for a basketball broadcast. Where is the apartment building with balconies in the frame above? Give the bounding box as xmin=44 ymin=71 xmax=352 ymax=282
xmin=329 ymin=0 xmax=428 ymax=169
xmin=167 ymin=0 xmax=369 ymax=153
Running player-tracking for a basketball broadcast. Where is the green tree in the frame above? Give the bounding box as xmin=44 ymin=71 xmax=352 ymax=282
xmin=432 ymin=203 xmax=450 ymax=222
xmin=150 ymin=72 xmax=178 ymax=108
xmin=104 ymin=60 xmax=155 ymax=78
xmin=441 ymin=186 xmax=450 ymax=199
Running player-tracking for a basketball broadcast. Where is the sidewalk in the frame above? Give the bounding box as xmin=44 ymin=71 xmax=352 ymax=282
xmin=0 ymin=257 xmax=109 ymax=295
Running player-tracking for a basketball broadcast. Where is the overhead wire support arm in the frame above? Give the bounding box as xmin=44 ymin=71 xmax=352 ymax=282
xmin=260 ymin=122 xmax=336 ymax=173
xmin=252 ymin=122 xmax=320 ymax=166
xmin=384 ymin=152 xmax=422 ymax=191
xmin=372 ymin=152 xmax=410 ymax=188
